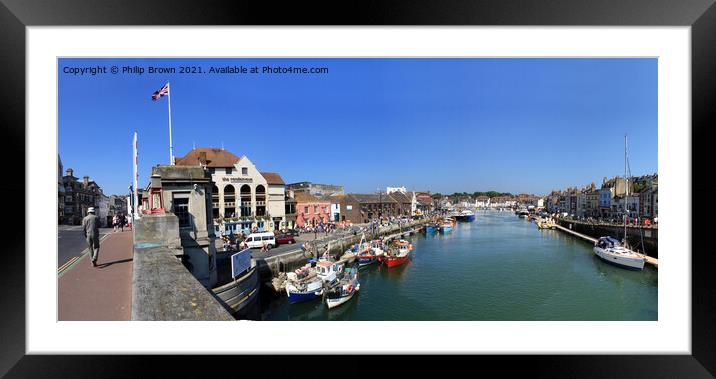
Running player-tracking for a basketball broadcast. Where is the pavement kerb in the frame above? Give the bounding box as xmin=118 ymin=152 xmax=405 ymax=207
xmin=57 ymin=232 xmax=113 ymax=278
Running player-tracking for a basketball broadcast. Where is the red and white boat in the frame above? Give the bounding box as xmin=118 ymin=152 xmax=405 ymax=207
xmin=380 ymin=239 xmax=413 ymax=267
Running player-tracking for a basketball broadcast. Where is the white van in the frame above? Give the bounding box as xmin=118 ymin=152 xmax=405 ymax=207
xmin=244 ymin=231 xmax=276 ymax=249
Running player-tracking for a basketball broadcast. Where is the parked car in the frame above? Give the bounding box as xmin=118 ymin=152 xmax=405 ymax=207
xmin=282 ymin=229 xmax=300 ymax=237
xmin=275 ymin=233 xmax=296 ymax=245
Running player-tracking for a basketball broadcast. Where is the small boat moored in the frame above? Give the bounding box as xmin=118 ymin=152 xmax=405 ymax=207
xmin=324 ymin=266 xmax=360 ymax=309
xmin=454 ymin=209 xmax=476 ymax=222
xmin=379 ymin=239 xmax=412 ymax=268
xmin=285 ymin=263 xmax=324 ymax=304
xmin=424 ymin=222 xmax=439 ymax=233
xmin=439 ymin=219 xmax=454 ymax=233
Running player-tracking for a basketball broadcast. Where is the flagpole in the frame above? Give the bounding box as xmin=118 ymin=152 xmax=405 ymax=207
xmin=133 ymin=131 xmax=139 ymax=220
xmin=167 ymin=81 xmax=174 ymax=165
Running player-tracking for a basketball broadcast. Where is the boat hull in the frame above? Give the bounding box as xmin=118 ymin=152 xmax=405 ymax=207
xmin=455 ymin=214 xmax=475 ymax=222
xmin=357 ymin=256 xmax=378 ymax=266
xmin=287 ymin=290 xmax=322 ymax=304
xmin=424 ymin=226 xmax=438 ymax=233
xmin=593 ymin=247 xmax=645 ymax=270
xmin=383 ymin=255 xmax=410 ymax=267
xmin=325 ymin=284 xmax=360 ymax=309
xmin=440 ymin=227 xmax=452 ymax=233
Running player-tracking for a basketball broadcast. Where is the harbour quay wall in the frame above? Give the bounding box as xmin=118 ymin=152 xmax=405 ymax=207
xmin=257 ymin=219 xmax=429 ymax=280
xmin=555 ymin=219 xmax=658 ymax=258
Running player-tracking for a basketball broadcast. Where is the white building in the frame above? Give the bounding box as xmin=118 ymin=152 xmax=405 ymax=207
xmin=331 ymin=203 xmax=340 ymax=222
xmin=175 ymin=148 xmax=286 ymax=235
xmin=386 ymin=186 xmax=407 ymax=194
xmin=576 ymin=192 xmax=587 ymax=218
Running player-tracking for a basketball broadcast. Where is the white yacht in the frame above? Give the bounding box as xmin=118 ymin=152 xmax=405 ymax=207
xmin=592 ymin=135 xmax=646 ymax=270
xmin=593 ymin=236 xmax=645 ymax=270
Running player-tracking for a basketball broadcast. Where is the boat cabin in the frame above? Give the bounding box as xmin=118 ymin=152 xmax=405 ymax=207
xmin=596 ymin=236 xmax=622 ymax=249
xmin=316 ymin=259 xmax=343 ymax=284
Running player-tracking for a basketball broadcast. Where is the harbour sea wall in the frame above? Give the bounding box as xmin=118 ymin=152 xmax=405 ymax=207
xmin=555 ymin=218 xmax=658 ymax=258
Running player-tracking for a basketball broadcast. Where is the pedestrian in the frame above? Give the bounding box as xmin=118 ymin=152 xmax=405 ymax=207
xmin=82 ymin=207 xmax=101 ymax=267
xmin=112 ymin=214 xmax=118 ymax=232
xmin=120 ymin=214 xmax=125 ymax=232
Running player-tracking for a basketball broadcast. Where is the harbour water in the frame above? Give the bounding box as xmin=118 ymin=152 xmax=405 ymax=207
xmin=260 ymin=210 xmax=658 ymax=321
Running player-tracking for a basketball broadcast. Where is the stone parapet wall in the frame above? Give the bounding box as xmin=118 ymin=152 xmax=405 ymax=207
xmin=132 ymin=245 xmax=234 ymax=320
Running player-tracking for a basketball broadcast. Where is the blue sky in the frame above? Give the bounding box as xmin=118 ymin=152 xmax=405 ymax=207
xmin=58 ymin=58 xmax=657 ymax=196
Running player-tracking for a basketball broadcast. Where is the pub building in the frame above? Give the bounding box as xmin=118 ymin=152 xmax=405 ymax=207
xmin=174 ymin=148 xmax=286 ymax=236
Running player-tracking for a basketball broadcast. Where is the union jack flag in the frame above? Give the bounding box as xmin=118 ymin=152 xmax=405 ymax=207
xmin=151 ymin=83 xmax=169 ymax=100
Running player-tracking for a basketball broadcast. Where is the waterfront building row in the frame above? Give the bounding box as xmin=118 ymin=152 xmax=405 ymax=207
xmin=544 ymin=174 xmax=658 ymax=221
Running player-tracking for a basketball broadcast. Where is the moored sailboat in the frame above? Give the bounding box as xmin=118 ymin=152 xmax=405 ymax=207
xmin=592 ymin=134 xmax=646 ymax=270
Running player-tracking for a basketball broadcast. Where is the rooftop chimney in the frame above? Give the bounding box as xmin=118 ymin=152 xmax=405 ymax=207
xmin=66 ymin=168 xmax=73 ymax=177
xmin=83 ymin=176 xmax=89 ymax=186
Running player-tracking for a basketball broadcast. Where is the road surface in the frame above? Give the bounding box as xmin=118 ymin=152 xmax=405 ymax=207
xmin=57 ymin=225 xmax=114 ymax=268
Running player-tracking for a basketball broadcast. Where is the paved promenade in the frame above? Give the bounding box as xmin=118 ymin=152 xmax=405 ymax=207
xmin=58 ymin=230 xmax=134 ymax=321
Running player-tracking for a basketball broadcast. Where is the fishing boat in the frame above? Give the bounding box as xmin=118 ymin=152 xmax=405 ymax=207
xmin=324 ymin=266 xmax=360 ymax=309
xmin=285 ymin=263 xmax=324 ymax=304
xmin=592 ymin=135 xmax=646 ymax=270
xmin=454 ymin=209 xmax=476 ymax=222
xmin=315 ymin=258 xmax=345 ymax=285
xmin=536 ymin=218 xmax=556 ymax=230
xmin=380 ymin=240 xmax=412 ymax=267
xmin=439 ymin=219 xmax=453 ymax=233
xmin=393 ymin=239 xmax=414 ymax=254
xmin=380 ymin=249 xmax=411 ymax=267
xmin=357 ymin=239 xmax=385 ymax=267
xmin=424 ymin=222 xmax=439 ymax=233
xmin=516 ymin=209 xmax=529 ymax=218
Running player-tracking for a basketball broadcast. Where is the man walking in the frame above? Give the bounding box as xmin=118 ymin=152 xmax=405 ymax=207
xmin=82 ymin=207 xmax=101 ymax=267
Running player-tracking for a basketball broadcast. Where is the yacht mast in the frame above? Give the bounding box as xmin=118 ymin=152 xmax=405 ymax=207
xmin=624 ymin=134 xmax=628 ymax=246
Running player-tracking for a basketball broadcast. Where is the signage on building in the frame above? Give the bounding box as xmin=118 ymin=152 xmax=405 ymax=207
xmin=346 ymin=205 xmax=352 ymax=210
xmin=231 ymin=248 xmax=252 ymax=279
xmin=221 ymin=177 xmax=253 ymax=183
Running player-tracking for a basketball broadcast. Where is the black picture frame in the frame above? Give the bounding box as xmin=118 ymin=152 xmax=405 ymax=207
xmin=2 ymin=0 xmax=714 ymax=376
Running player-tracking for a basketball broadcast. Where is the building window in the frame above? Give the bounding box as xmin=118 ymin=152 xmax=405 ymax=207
xmin=304 ymin=206 xmax=309 ymax=214
xmin=242 ymin=167 xmax=248 ymax=175
xmin=226 ymin=167 xmax=232 ymax=175
xmin=208 ymin=168 xmax=215 ymax=174
xmin=173 ymin=198 xmax=190 ymax=228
